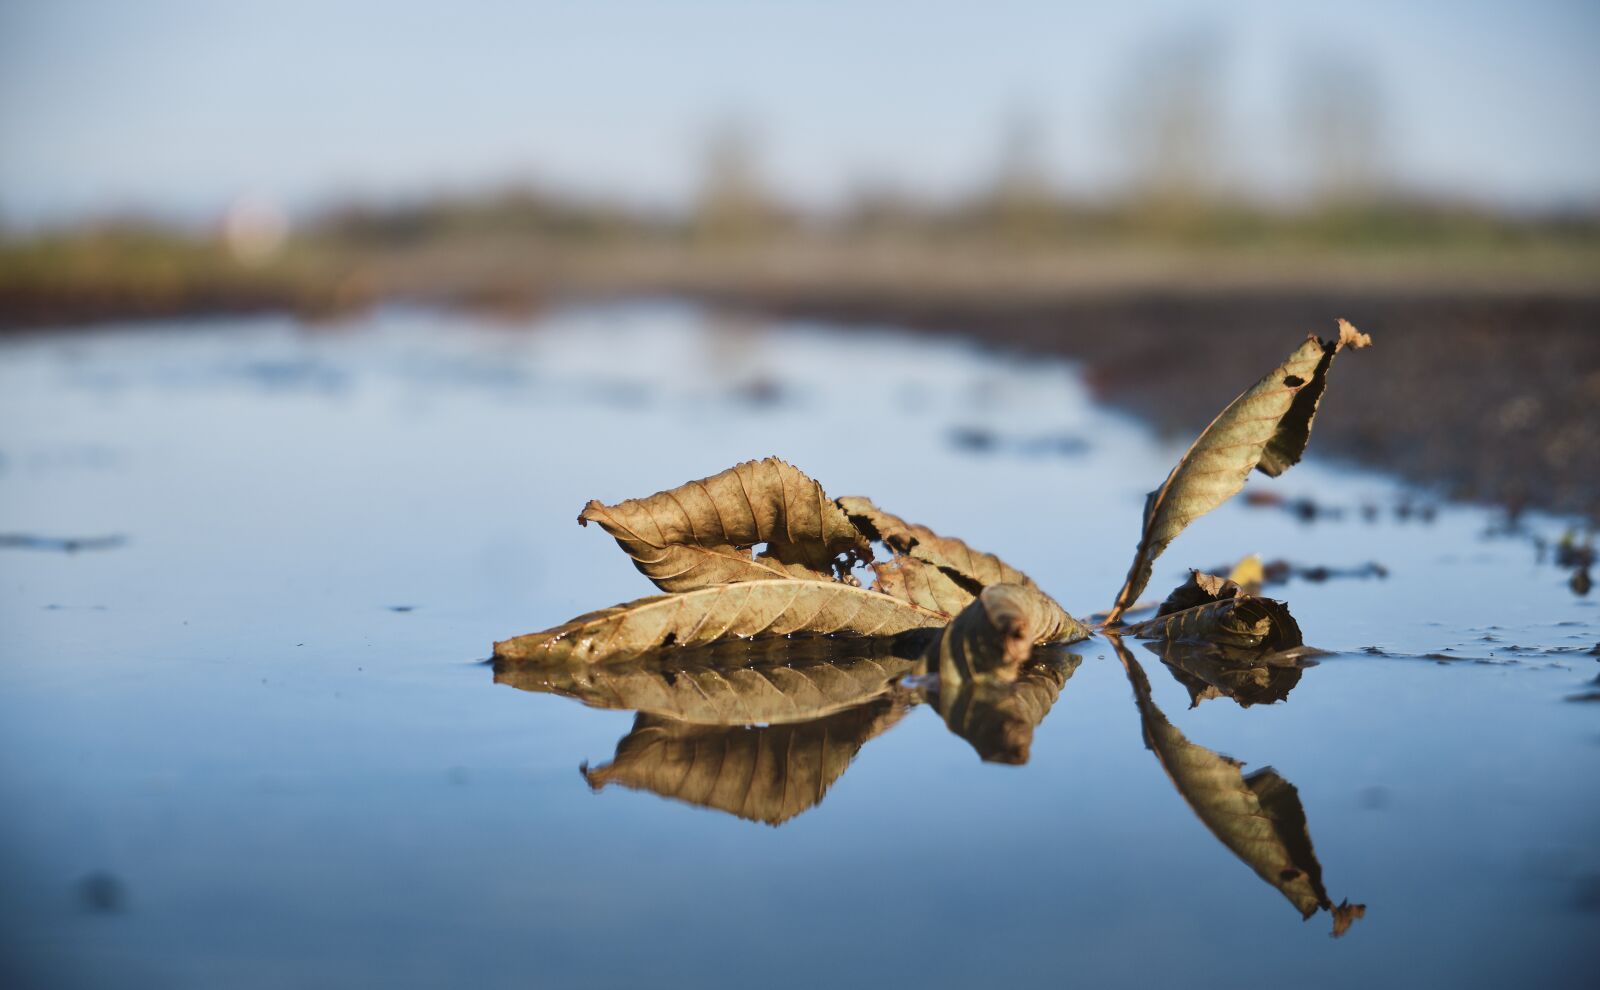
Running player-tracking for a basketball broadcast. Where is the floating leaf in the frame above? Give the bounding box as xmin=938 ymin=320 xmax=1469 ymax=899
xmin=1105 ymin=321 xmax=1372 ymax=623
xmin=581 ymin=698 xmax=909 ymax=826
xmin=933 ymin=649 xmax=1080 ymax=764
xmin=1148 ymin=639 xmax=1319 ymax=708
xmin=494 ymin=637 xmax=918 ymax=724
xmin=493 ymin=580 xmax=948 ymax=664
xmin=579 ymin=457 xmax=872 ymax=592
xmin=1125 ymin=596 xmax=1303 ymax=651
xmin=930 ymin=584 xmax=1091 ymax=687
xmin=1156 ymin=569 xmax=1243 ymax=616
xmin=1112 ymin=637 xmax=1362 ymax=934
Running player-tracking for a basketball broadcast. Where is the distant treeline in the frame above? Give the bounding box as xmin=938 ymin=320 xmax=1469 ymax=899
xmin=4 ymin=184 xmax=1598 ymax=329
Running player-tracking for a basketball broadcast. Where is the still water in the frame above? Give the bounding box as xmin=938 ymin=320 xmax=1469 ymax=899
xmin=1 ymin=303 xmax=1594 ymax=988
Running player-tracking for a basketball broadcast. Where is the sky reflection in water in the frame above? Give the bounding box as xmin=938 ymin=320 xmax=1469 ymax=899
xmin=0 ymin=303 xmax=1595 ymax=989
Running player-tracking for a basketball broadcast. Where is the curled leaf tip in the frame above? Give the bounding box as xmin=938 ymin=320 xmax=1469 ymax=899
xmin=576 ymin=499 xmax=601 ymax=526
xmin=1335 ymin=318 xmax=1372 ymax=350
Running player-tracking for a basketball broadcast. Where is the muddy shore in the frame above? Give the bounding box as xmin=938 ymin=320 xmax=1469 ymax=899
xmin=710 ymin=288 xmax=1600 ymax=521
xmin=4 ymin=274 xmax=1596 ymax=520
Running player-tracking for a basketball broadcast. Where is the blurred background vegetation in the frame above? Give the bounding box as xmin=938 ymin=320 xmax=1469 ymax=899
xmin=2 ymin=1 xmax=1597 ymax=513
xmin=3 ymin=2 xmax=1596 ymax=325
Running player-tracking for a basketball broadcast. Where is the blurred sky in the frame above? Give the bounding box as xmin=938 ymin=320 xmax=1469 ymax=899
xmin=2 ymin=0 xmax=1597 ymax=223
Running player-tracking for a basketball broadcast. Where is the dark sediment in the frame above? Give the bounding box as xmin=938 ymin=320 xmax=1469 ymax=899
xmin=714 ymin=289 xmax=1600 ymax=520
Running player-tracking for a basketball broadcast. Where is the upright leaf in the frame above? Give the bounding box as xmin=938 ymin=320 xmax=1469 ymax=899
xmin=1111 ymin=637 xmax=1362 ymax=934
xmin=1105 ymin=321 xmax=1371 ymax=623
xmin=493 ymin=580 xmax=947 ymax=664
xmin=494 ymin=638 xmax=918 ymax=724
xmin=579 ymin=457 xmax=872 ymax=592
xmin=581 ymin=698 xmax=909 ymax=826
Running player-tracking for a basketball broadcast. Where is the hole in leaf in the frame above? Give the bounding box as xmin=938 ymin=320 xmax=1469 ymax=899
xmin=1283 ymin=375 xmax=1305 ymax=387
xmin=660 ymin=632 xmax=677 ymax=647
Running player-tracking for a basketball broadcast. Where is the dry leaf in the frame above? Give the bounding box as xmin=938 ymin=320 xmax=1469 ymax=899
xmin=493 ymin=580 xmax=948 ymax=664
xmin=838 ymin=496 xmax=1040 ymax=591
xmin=1105 ymin=321 xmax=1371 ymax=623
xmin=581 ymin=698 xmax=909 ymax=826
xmin=494 ymin=637 xmax=918 ymax=725
xmin=1156 ymin=569 xmax=1243 ymax=616
xmin=933 ymin=649 xmax=1080 ymax=764
xmin=579 ymin=457 xmax=872 ymax=592
xmin=1125 ymin=596 xmax=1303 ymax=651
xmin=1112 ymin=637 xmax=1361 ymax=934
xmin=841 ymin=496 xmax=1087 ymax=638
xmin=871 ymin=555 xmax=977 ymax=617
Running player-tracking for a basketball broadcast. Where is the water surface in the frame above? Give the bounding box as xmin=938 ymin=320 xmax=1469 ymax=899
xmin=1 ymin=304 xmax=1594 ymax=988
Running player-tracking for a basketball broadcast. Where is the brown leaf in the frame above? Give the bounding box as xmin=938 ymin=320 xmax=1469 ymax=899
xmin=1112 ymin=637 xmax=1355 ymax=928
xmin=1125 ymin=596 xmax=1303 ymax=651
xmin=838 ymin=496 xmax=1040 ymax=591
xmin=933 ymin=649 xmax=1080 ymax=764
xmin=1105 ymin=321 xmax=1371 ymax=623
xmin=870 ymin=555 xmax=976 ymax=617
xmin=579 ymin=457 xmax=872 ymax=592
xmin=493 ymin=580 xmax=948 ymax=664
xmin=840 ymin=497 xmax=1086 ymax=637
xmin=581 ymin=698 xmax=909 ymax=826
xmin=930 ymin=584 xmax=1092 ymax=687
xmin=494 ymin=637 xmax=919 ymax=725
xmin=1156 ymin=569 xmax=1243 ymax=616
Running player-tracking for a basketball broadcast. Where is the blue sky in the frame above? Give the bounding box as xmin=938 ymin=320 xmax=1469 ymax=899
xmin=1 ymin=0 xmax=1597 ymax=223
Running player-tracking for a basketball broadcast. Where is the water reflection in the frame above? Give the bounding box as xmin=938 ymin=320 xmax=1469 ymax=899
xmin=1148 ymin=640 xmax=1320 ymax=708
xmin=495 ymin=628 xmax=1361 ymax=934
xmin=930 ymin=647 xmax=1079 ymax=764
xmin=1109 ymin=634 xmax=1364 ymax=936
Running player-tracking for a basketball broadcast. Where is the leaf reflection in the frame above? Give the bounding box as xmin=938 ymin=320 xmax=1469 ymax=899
xmin=927 ymin=646 xmax=1081 ymax=764
xmin=494 ymin=628 xmax=1363 ymax=935
xmin=495 ymin=636 xmax=926 ymax=825
xmin=581 ymin=701 xmax=911 ymax=826
xmin=1147 ymin=640 xmax=1320 ymax=708
xmin=1108 ymin=634 xmax=1363 ymax=936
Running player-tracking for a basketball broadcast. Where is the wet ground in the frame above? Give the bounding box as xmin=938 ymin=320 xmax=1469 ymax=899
xmin=0 ymin=303 xmax=1595 ymax=989
xmin=739 ymin=288 xmax=1600 ymax=519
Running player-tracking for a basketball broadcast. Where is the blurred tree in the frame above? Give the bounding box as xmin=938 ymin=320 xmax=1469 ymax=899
xmin=1291 ymin=50 xmax=1389 ymax=205
xmin=693 ymin=120 xmax=780 ymax=246
xmin=1114 ymin=27 xmax=1228 ymax=209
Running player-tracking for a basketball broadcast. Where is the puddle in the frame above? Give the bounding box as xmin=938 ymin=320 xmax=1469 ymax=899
xmin=0 ymin=303 xmax=1595 ymax=989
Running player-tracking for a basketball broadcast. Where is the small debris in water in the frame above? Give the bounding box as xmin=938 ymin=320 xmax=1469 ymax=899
xmin=78 ymin=871 xmax=125 ymax=914
xmin=1 ymin=533 xmax=126 ymax=553
xmin=387 ymin=605 xmax=417 ymax=613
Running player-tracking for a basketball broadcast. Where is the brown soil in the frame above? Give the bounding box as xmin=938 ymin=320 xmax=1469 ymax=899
xmin=713 ymin=289 xmax=1600 ymax=520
